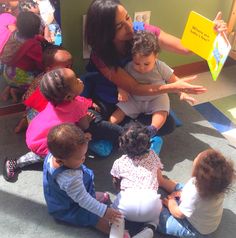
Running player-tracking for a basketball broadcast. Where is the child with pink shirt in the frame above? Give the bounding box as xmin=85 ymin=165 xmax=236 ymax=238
xmin=3 ymin=67 xmax=123 ymax=182
xmin=3 ymin=67 xmax=92 ymax=181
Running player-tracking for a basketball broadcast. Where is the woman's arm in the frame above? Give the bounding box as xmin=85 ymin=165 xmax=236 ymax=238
xmin=158 ymin=12 xmax=227 ymax=55
xmin=158 ymin=29 xmax=190 ymax=55
xmin=98 ymin=64 xmax=206 ymax=96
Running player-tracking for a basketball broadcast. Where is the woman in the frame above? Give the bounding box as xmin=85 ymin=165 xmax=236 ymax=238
xmin=84 ymin=0 xmax=226 ymax=135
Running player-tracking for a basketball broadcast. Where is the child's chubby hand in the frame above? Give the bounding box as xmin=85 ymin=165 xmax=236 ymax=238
xmin=179 ymin=92 xmax=197 ymax=105
xmin=118 ymin=88 xmax=129 ymax=102
xmin=168 ymin=190 xmax=182 ymax=200
xmin=92 ymin=102 xmax=101 ymax=112
xmin=84 ymin=132 xmax=92 ymax=142
xmin=103 ymin=207 xmax=123 ymax=223
xmin=87 ymin=111 xmax=96 ymax=123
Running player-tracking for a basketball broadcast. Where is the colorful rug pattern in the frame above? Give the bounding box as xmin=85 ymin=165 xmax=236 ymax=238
xmin=194 ymin=94 xmax=236 ymax=147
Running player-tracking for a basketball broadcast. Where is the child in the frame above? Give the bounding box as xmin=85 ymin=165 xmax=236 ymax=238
xmin=43 ymin=123 xmax=122 ymax=234
xmin=19 ymin=0 xmax=61 ymax=43
xmin=110 ymin=121 xmax=177 ymax=238
xmin=14 ymin=45 xmax=73 ymax=133
xmin=0 ymin=11 xmax=44 ymax=102
xmin=18 ymin=0 xmax=52 ymax=42
xmin=3 ymin=67 xmax=122 ymax=182
xmin=109 ymin=31 xmax=196 ymax=137
xmin=3 ymin=68 xmax=90 ymax=181
xmin=157 ymin=149 xmax=236 ymax=237
xmin=0 ymin=3 xmax=16 ymax=54
xmin=36 ymin=0 xmax=62 ymax=45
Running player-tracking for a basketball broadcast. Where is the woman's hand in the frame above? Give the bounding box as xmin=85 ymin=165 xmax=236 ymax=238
xmin=213 ymin=12 xmax=227 ymax=33
xmin=171 ymin=75 xmax=207 ymax=94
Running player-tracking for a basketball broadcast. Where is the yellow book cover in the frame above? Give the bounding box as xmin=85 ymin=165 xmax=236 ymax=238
xmin=181 ymin=11 xmax=231 ymax=80
xmin=181 ymin=11 xmax=217 ymax=60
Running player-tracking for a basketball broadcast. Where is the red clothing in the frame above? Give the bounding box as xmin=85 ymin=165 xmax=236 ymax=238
xmin=9 ymin=35 xmax=44 ymax=72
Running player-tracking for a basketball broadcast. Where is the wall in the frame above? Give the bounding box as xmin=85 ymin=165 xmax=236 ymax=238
xmin=60 ymin=0 xmax=233 ymax=73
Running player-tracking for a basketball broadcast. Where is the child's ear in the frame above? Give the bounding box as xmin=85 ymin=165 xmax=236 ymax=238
xmin=55 ymin=158 xmax=64 ymax=166
xmin=64 ymin=93 xmax=73 ymax=101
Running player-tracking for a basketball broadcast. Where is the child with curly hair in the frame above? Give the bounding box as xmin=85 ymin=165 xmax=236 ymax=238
xmin=109 ymin=30 xmax=196 ymax=137
xmin=43 ymin=123 xmax=122 ymax=234
xmin=110 ymin=121 xmax=177 ymax=238
xmin=157 ymin=149 xmax=236 ymax=237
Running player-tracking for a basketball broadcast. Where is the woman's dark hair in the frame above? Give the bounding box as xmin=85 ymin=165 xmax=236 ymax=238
xmin=47 ymin=123 xmax=87 ymax=160
xmin=132 ymin=31 xmax=160 ymax=56
xmin=193 ymin=149 xmax=236 ymax=198
xmin=40 ymin=68 xmax=72 ymax=106
xmin=119 ymin=121 xmax=151 ymax=158
xmin=85 ymin=0 xmax=122 ymax=67
xmin=16 ymin=11 xmax=40 ymax=38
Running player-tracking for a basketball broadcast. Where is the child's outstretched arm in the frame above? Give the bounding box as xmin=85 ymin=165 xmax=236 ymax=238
xmin=76 ymin=112 xmax=96 ymax=131
xmin=163 ymin=194 xmax=185 ymax=219
xmin=158 ymin=169 xmax=177 ymax=193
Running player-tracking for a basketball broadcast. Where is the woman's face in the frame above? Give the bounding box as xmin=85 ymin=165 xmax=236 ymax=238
xmin=114 ymin=4 xmax=133 ymax=42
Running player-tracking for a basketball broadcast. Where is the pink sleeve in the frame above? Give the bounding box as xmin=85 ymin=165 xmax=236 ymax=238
xmin=73 ymin=96 xmax=92 ymax=120
xmin=144 ymin=24 xmax=161 ymax=38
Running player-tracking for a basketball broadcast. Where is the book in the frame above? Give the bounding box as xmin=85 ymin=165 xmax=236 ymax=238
xmin=181 ymin=11 xmax=231 ymax=80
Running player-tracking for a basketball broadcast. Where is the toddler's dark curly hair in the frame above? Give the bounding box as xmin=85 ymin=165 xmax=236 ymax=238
xmin=193 ymin=149 xmax=236 ymax=198
xmin=119 ymin=121 xmax=151 ymax=158
xmin=132 ymin=30 xmax=160 ymax=57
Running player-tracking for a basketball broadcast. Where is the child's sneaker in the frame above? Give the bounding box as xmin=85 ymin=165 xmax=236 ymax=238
xmin=3 ymin=157 xmax=20 ymax=182
xmin=132 ymin=224 xmax=156 ymax=238
xmin=89 ymin=139 xmax=113 ymax=157
xmin=150 ymin=136 xmax=163 ymax=155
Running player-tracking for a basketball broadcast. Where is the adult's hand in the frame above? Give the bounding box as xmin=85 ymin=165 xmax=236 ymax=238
xmin=213 ymin=12 xmax=227 ymax=33
xmin=171 ymin=75 xmax=207 ymax=94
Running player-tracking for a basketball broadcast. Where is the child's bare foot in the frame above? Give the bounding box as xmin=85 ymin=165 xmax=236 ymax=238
xmin=14 ymin=116 xmax=28 ymax=133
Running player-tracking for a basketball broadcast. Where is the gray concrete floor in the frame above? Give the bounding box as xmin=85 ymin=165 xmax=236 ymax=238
xmin=0 ymin=95 xmax=236 ymax=238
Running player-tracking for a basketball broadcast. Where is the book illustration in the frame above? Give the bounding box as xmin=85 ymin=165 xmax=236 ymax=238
xmin=181 ymin=11 xmax=231 ymax=80
xmin=207 ymin=33 xmax=231 ymax=80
